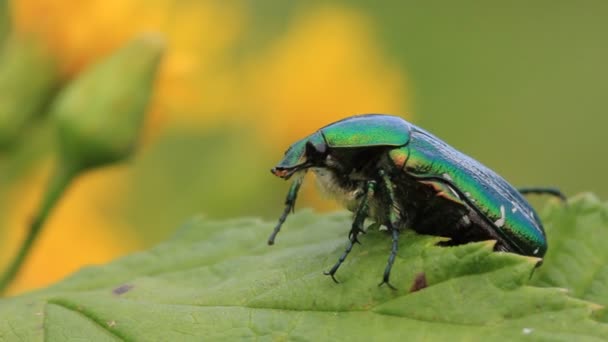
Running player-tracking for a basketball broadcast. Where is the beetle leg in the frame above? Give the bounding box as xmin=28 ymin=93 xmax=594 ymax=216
xmin=324 ymin=239 xmax=355 ymax=284
xmin=379 ymin=229 xmax=400 ymax=290
xmin=324 ymin=180 xmax=376 ymax=283
xmin=348 ymin=184 xmax=374 ymax=244
xmin=348 ymin=228 xmax=362 ymax=245
xmin=518 ymin=187 xmax=567 ymax=202
xmin=378 ymin=170 xmax=400 ymax=290
xmin=268 ymin=174 xmax=304 ymax=245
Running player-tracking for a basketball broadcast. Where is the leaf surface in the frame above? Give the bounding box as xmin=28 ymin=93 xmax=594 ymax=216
xmin=1 ymin=195 xmax=607 ymax=341
xmin=532 ymin=193 xmax=608 ymax=322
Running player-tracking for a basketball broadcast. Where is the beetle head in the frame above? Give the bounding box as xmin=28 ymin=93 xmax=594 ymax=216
xmin=271 ymin=132 xmax=327 ymax=179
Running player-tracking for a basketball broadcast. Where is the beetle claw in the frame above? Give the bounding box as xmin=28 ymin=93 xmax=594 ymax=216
xmin=323 ymin=271 xmax=340 ymax=284
xmin=378 ymin=279 xmax=397 ymax=290
xmin=349 ymin=234 xmax=361 ymax=245
xmin=348 ymin=228 xmax=363 ymax=244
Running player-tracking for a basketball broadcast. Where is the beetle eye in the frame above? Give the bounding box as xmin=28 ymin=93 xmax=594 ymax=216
xmin=305 ymin=141 xmax=317 ymax=154
xmin=304 ymin=141 xmax=323 ymax=162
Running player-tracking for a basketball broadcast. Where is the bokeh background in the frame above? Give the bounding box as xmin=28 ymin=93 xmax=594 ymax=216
xmin=0 ymin=0 xmax=606 ymax=296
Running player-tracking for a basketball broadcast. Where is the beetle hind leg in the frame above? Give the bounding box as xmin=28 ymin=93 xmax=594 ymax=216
xmin=324 ymin=180 xmax=376 ymax=283
xmin=518 ymin=187 xmax=567 ymax=202
xmin=377 ymin=170 xmax=401 ymax=290
xmin=379 ymin=229 xmax=399 ymax=290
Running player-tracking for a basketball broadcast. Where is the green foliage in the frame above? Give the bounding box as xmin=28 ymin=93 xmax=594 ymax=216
xmin=1 ymin=194 xmax=607 ymax=340
xmin=532 ymin=193 xmax=608 ymax=318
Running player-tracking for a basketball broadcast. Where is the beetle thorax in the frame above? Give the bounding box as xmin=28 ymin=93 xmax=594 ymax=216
xmin=311 ymin=166 xmax=363 ymax=212
xmin=308 ymin=151 xmax=376 ymax=211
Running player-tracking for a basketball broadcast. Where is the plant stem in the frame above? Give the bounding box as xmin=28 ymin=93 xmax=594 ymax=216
xmin=0 ymin=161 xmax=79 ymax=295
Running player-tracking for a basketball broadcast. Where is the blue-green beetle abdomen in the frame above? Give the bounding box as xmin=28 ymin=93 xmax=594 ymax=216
xmin=404 ymin=127 xmax=547 ymax=256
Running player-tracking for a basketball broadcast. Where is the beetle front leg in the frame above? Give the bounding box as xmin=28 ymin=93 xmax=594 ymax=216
xmin=324 ymin=180 xmax=376 ymax=283
xmin=378 ymin=169 xmax=400 ymax=290
xmin=268 ymin=174 xmax=304 ymax=245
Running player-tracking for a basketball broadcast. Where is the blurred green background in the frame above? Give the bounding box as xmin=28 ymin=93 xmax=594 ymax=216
xmin=0 ymin=0 xmax=606 ymax=295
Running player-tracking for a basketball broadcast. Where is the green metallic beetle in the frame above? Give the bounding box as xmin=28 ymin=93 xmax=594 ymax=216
xmin=268 ymin=114 xmax=564 ymax=289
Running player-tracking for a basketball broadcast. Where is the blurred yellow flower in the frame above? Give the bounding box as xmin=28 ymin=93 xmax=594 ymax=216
xmin=13 ymin=1 xmax=408 ymax=141
xmin=244 ymin=5 xmax=409 ymax=146
xmin=242 ymin=5 xmax=410 ymax=210
xmin=3 ymin=2 xmax=411 ymax=294
xmin=14 ymin=1 xmax=165 ymax=75
xmin=12 ymin=0 xmax=247 ymax=140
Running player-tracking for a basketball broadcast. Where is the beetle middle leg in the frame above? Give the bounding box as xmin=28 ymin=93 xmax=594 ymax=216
xmin=347 ymin=182 xmax=376 ymax=244
xmin=324 ymin=180 xmax=376 ymax=283
xmin=378 ymin=170 xmax=400 ymax=290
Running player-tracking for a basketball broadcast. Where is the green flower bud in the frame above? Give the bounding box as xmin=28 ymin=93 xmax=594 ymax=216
xmin=52 ymin=34 xmax=165 ymax=169
xmin=0 ymin=35 xmax=59 ymax=148
xmin=0 ymin=35 xmax=164 ymax=295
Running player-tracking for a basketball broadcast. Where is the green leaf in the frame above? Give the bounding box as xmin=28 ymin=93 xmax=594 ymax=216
xmin=1 ymin=199 xmax=607 ymax=340
xmin=532 ymin=193 xmax=608 ymax=321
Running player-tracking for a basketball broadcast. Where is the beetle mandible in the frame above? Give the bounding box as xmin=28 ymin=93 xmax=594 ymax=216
xmin=268 ymin=114 xmax=564 ymax=289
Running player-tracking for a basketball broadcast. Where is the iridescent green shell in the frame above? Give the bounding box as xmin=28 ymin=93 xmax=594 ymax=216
xmin=321 ymin=114 xmax=411 ymax=148
xmin=404 ymin=127 xmax=547 ymax=257
xmin=276 ymin=114 xmax=411 ymax=169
